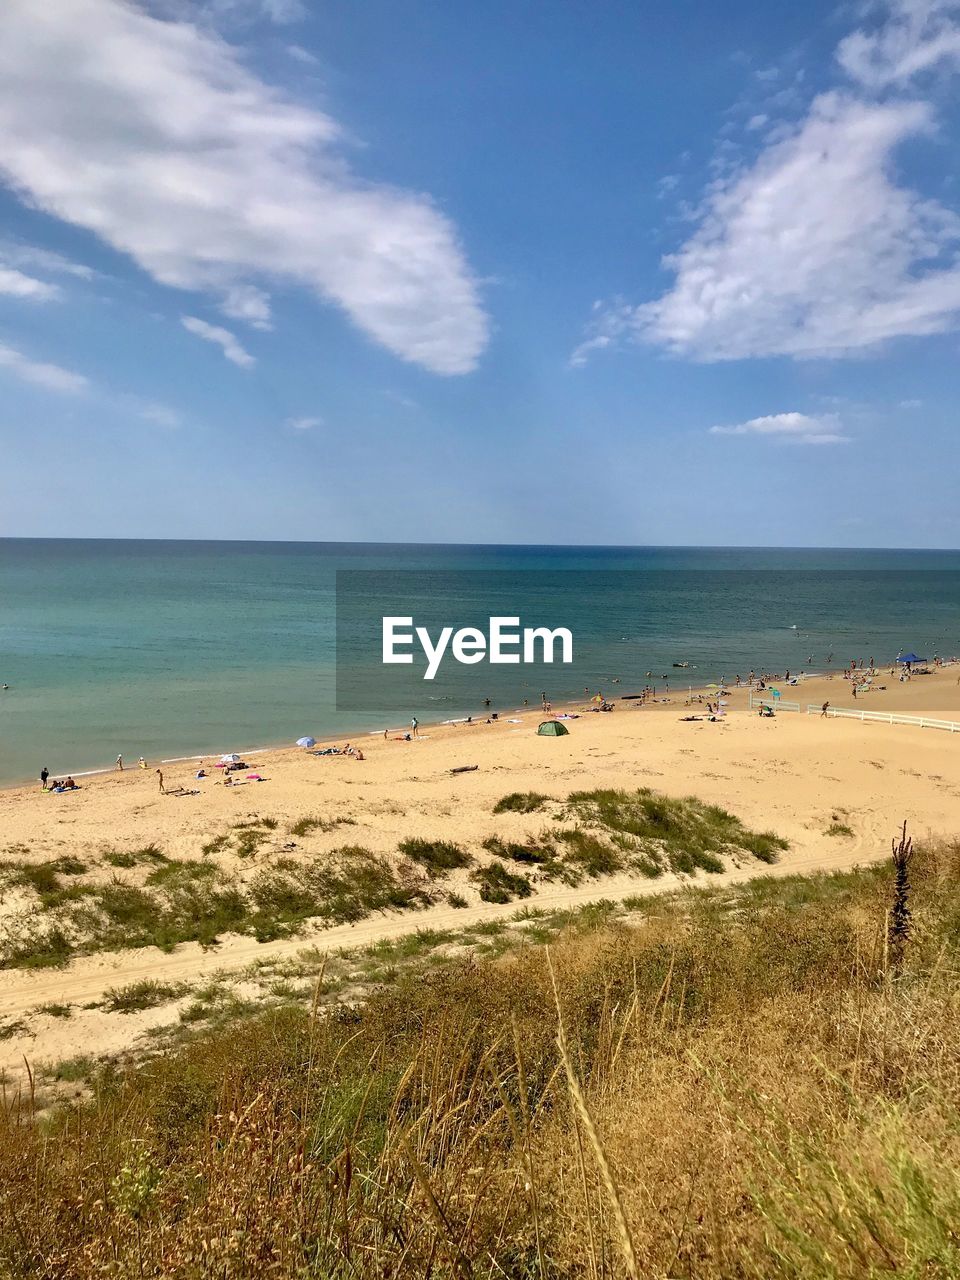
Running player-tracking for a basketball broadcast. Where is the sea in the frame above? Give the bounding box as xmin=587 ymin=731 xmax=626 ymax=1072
xmin=1 ymin=539 xmax=959 ymax=787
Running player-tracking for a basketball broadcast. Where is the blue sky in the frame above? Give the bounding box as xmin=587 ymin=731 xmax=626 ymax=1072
xmin=1 ymin=0 xmax=959 ymax=546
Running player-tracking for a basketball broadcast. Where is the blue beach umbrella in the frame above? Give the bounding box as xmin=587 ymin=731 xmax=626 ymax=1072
xmin=296 ymin=736 xmax=316 ymax=748
xmin=896 ymin=653 xmax=924 ymax=665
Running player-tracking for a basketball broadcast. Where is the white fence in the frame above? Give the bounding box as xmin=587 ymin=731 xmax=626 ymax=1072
xmin=806 ymin=704 xmax=960 ymax=733
xmin=748 ymin=692 xmax=801 ymax=713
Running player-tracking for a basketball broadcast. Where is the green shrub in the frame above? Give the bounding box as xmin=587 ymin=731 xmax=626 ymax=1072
xmin=493 ymin=792 xmax=551 ymax=814
xmin=471 ymin=860 xmax=533 ymax=904
xmin=103 ymin=980 xmax=186 ymax=1014
xmin=398 ymin=838 xmax=472 ymax=876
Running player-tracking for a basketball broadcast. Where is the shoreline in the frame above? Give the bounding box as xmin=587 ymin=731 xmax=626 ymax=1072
xmin=7 ymin=658 xmax=958 ymax=804
xmin=7 ymin=658 xmax=954 ymax=794
xmin=1 ymin=671 xmax=739 ymax=792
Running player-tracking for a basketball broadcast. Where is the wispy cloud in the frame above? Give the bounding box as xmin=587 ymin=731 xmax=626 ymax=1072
xmin=0 ymin=342 xmax=88 ymax=394
xmin=286 ymin=44 xmax=319 ymax=65
xmin=0 ymin=240 xmax=95 ymax=282
xmin=287 ymin=415 xmax=322 ymax=430
xmin=570 ymin=305 xmax=623 ymax=367
xmin=0 ymin=267 xmax=59 ymax=301
xmin=709 ymin=411 xmax=849 ymax=444
xmin=0 ymin=0 xmax=488 ymax=376
xmin=159 ymin=0 xmax=305 ymax=24
xmin=382 ymin=389 xmax=419 ymax=410
xmin=133 ymin=400 xmax=182 ymax=428
xmin=837 ymin=0 xmax=960 ymax=88
xmin=182 ymin=316 xmax=256 ymax=367
xmin=574 ymin=0 xmax=960 ymax=364
xmin=208 ymin=0 xmax=306 ymax=22
xmin=221 ymin=285 xmax=273 ymax=331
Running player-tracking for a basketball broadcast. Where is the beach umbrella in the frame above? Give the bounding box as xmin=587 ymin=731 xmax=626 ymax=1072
xmin=296 ymin=736 xmax=316 ymax=748
xmin=219 ymin=753 xmax=241 ymax=764
xmin=896 ymin=653 xmax=924 ymax=665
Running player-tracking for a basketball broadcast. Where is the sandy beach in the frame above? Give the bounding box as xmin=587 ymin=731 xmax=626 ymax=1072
xmin=2 ymin=662 xmax=959 ymax=1079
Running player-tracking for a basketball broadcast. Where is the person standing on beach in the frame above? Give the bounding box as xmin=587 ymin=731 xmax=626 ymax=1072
xmin=821 ymin=701 xmax=829 ymax=718
xmin=156 ymin=769 xmax=165 ymax=794
xmin=40 ymin=766 xmax=48 ymax=790
xmin=115 ymin=754 xmax=123 ymax=771
xmin=411 ymin=716 xmax=419 ymax=737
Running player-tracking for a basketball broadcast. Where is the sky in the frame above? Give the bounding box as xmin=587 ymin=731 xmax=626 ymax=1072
xmin=1 ymin=0 xmax=959 ymax=547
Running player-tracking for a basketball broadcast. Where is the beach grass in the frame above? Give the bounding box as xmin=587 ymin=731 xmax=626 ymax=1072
xmin=493 ymin=790 xmax=552 ymax=814
xmin=102 ymin=980 xmax=187 ymax=1014
xmin=103 ymin=845 xmax=168 ymax=868
xmin=471 ymin=858 xmax=534 ymax=902
xmin=0 ymin=788 xmax=790 ymax=969
xmin=3 ymin=839 xmax=960 ymax=1276
xmin=288 ymin=815 xmax=356 ymax=837
xmin=397 ymin=836 xmax=472 ymax=875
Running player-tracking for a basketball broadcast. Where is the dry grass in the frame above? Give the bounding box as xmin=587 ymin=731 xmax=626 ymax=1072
xmin=3 ymin=840 xmax=960 ymax=1277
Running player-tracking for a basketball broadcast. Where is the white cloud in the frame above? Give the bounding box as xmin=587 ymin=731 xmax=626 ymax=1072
xmin=0 ymin=241 xmax=94 ymax=281
xmin=222 ymin=284 xmax=273 ymax=330
xmin=286 ymin=44 xmax=319 ymax=66
xmin=709 ymin=411 xmax=849 ymax=444
xmin=574 ymin=1 xmax=960 ymax=364
xmin=134 ymin=400 xmax=182 ymax=428
xmin=899 ymin=396 xmax=923 ymax=406
xmin=0 ymin=342 xmax=88 ymax=393
xmin=569 ymin=332 xmax=614 ymax=367
xmin=213 ymin=0 xmax=306 ymax=21
xmin=636 ymin=92 xmax=960 ymax=359
xmin=287 ymin=415 xmax=322 ymax=429
xmin=837 ymin=0 xmax=960 ymax=89
xmin=160 ymin=0 xmax=305 ymax=24
xmin=0 ymin=0 xmax=488 ymax=376
xmin=382 ymin=389 xmax=419 ymax=409
xmin=260 ymin=0 xmax=305 ymax=20
xmin=182 ymin=316 xmax=256 ymax=367
xmin=0 ymin=267 xmax=60 ymax=301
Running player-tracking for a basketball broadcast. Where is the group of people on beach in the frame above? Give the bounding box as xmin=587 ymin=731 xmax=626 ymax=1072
xmin=313 ymin=741 xmax=366 ymax=758
xmin=39 ymin=767 xmax=77 ymax=792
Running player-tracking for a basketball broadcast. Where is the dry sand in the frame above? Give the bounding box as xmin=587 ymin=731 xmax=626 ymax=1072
xmin=3 ymin=663 xmax=960 ymax=1079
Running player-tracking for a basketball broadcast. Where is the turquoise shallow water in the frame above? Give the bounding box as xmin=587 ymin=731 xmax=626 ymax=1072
xmin=1 ymin=540 xmax=959 ymax=786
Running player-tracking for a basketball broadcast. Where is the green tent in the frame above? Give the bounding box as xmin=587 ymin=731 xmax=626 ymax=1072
xmin=537 ymin=720 xmax=569 ymax=736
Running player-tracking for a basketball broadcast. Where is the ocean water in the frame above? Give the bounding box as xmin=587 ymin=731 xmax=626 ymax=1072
xmin=1 ymin=539 xmax=959 ymax=786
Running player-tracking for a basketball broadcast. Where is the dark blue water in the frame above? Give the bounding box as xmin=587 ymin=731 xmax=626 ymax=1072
xmin=1 ymin=540 xmax=958 ymax=784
